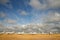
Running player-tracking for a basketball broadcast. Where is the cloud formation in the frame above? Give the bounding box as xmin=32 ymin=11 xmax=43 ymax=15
xmin=29 ymin=0 xmax=47 ymax=10
xmin=41 ymin=11 xmax=60 ymax=33
xmin=0 ymin=11 xmax=6 ymax=18
xmin=43 ymin=12 xmax=60 ymax=22
xmin=29 ymin=0 xmax=60 ymax=10
xmin=0 ymin=0 xmax=10 ymax=4
xmin=17 ymin=9 xmax=28 ymax=16
xmin=0 ymin=0 xmax=60 ymax=34
xmin=0 ymin=11 xmax=60 ymax=34
xmin=4 ymin=18 xmax=17 ymax=24
xmin=47 ymin=0 xmax=60 ymax=8
xmin=0 ymin=0 xmax=13 ymax=9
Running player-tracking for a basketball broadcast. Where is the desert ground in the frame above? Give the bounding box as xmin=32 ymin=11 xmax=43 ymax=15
xmin=0 ymin=34 xmax=60 ymax=40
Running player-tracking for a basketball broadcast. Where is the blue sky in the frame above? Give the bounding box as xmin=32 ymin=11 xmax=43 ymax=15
xmin=0 ymin=0 xmax=60 ymax=33
xmin=0 ymin=0 xmax=45 ymax=25
xmin=0 ymin=0 xmax=60 ymax=25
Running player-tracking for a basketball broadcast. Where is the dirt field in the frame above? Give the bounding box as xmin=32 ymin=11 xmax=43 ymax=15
xmin=0 ymin=34 xmax=60 ymax=40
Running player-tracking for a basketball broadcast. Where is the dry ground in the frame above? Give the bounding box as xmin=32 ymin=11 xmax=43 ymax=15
xmin=0 ymin=34 xmax=60 ymax=40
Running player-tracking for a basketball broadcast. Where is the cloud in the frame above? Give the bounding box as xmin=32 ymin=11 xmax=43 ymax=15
xmin=0 ymin=11 xmax=60 ymax=33
xmin=17 ymin=10 xmax=28 ymax=16
xmin=29 ymin=0 xmax=47 ymax=10
xmin=0 ymin=11 xmax=6 ymax=18
xmin=21 ymin=11 xmax=28 ymax=16
xmin=0 ymin=23 xmax=15 ymax=32
xmin=27 ymin=10 xmax=60 ymax=33
xmin=0 ymin=23 xmax=6 ymax=32
xmin=47 ymin=0 xmax=60 ymax=8
xmin=0 ymin=23 xmax=4 ymax=27
xmin=0 ymin=0 xmax=10 ymax=4
xmin=29 ymin=0 xmax=60 ymax=10
xmin=41 ymin=11 xmax=60 ymax=33
xmin=4 ymin=18 xmax=17 ymax=24
xmin=0 ymin=22 xmax=45 ymax=33
xmin=43 ymin=12 xmax=60 ymax=22
xmin=0 ymin=0 xmax=13 ymax=9
xmin=0 ymin=18 xmax=17 ymax=32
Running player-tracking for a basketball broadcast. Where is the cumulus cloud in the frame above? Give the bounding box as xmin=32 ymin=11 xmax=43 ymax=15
xmin=0 ymin=23 xmax=4 ymax=28
xmin=7 ymin=19 xmax=17 ymax=24
xmin=41 ymin=11 xmax=60 ymax=33
xmin=0 ymin=0 xmax=10 ymax=4
xmin=0 ymin=11 xmax=60 ymax=33
xmin=0 ymin=18 xmax=17 ymax=32
xmin=47 ymin=0 xmax=60 ymax=8
xmin=29 ymin=11 xmax=60 ymax=33
xmin=4 ymin=18 xmax=17 ymax=24
xmin=0 ymin=23 xmax=15 ymax=32
xmin=21 ymin=11 xmax=28 ymax=16
xmin=0 ymin=11 xmax=6 ymax=18
xmin=0 ymin=23 xmax=6 ymax=32
xmin=29 ymin=0 xmax=47 ymax=10
xmin=29 ymin=0 xmax=60 ymax=10
xmin=17 ymin=10 xmax=28 ymax=16
xmin=0 ymin=0 xmax=13 ymax=9
xmin=43 ymin=12 xmax=60 ymax=22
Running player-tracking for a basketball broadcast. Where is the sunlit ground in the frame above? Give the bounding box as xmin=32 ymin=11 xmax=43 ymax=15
xmin=0 ymin=34 xmax=60 ymax=40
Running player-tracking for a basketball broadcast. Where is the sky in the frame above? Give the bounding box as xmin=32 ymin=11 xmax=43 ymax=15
xmin=0 ymin=0 xmax=60 ymax=33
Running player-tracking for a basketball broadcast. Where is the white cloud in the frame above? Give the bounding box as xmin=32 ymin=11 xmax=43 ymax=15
xmin=43 ymin=12 xmax=60 ymax=22
xmin=17 ymin=10 xmax=28 ymax=16
xmin=41 ymin=11 xmax=60 ymax=33
xmin=0 ymin=12 xmax=6 ymax=18
xmin=21 ymin=11 xmax=28 ymax=16
xmin=0 ymin=23 xmax=6 ymax=32
xmin=0 ymin=0 xmax=13 ymax=9
xmin=0 ymin=19 xmax=17 ymax=32
xmin=4 ymin=18 xmax=17 ymax=24
xmin=0 ymin=11 xmax=60 ymax=33
xmin=0 ymin=0 xmax=10 ymax=4
xmin=47 ymin=0 xmax=60 ymax=8
xmin=29 ymin=0 xmax=47 ymax=10
xmin=23 ymin=11 xmax=60 ymax=33
xmin=29 ymin=0 xmax=60 ymax=10
xmin=0 ymin=24 xmax=4 ymax=27
xmin=7 ymin=19 xmax=17 ymax=24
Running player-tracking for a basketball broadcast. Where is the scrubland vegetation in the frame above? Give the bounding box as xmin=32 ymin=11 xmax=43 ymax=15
xmin=0 ymin=34 xmax=60 ymax=40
